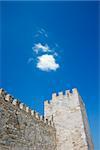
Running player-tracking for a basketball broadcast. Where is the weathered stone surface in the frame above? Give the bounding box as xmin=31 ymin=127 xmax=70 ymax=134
xmin=0 ymin=91 xmax=56 ymax=150
xmin=44 ymin=89 xmax=94 ymax=150
xmin=0 ymin=88 xmax=93 ymax=150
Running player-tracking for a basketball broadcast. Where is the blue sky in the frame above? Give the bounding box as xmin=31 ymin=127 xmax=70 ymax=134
xmin=0 ymin=1 xmax=99 ymax=149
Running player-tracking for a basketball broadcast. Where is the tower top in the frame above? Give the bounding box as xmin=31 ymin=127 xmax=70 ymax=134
xmin=44 ymin=88 xmax=79 ymax=106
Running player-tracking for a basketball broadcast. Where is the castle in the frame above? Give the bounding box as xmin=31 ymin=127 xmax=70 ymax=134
xmin=0 ymin=88 xmax=93 ymax=150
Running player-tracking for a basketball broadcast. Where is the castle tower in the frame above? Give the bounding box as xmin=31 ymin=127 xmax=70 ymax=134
xmin=44 ymin=88 xmax=93 ymax=150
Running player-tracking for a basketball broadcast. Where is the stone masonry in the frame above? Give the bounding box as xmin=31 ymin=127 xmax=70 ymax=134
xmin=0 ymin=89 xmax=56 ymax=150
xmin=0 ymin=88 xmax=93 ymax=150
xmin=44 ymin=88 xmax=94 ymax=150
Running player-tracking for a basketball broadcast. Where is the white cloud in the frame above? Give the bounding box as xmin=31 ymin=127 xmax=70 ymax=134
xmin=32 ymin=43 xmax=50 ymax=54
xmin=37 ymin=54 xmax=59 ymax=71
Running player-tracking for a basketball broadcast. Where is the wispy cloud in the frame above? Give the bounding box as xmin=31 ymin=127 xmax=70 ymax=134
xmin=53 ymin=52 xmax=58 ymax=57
xmin=37 ymin=54 xmax=59 ymax=71
xmin=34 ymin=28 xmax=48 ymax=38
xmin=27 ymin=58 xmax=34 ymax=64
xmin=32 ymin=43 xmax=51 ymax=54
xmin=29 ymin=28 xmax=60 ymax=72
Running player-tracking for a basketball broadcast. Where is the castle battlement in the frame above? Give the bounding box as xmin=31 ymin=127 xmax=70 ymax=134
xmin=45 ymin=88 xmax=79 ymax=105
xmin=0 ymin=87 xmax=93 ymax=150
xmin=44 ymin=88 xmax=81 ymax=115
xmin=0 ymin=88 xmax=54 ymax=127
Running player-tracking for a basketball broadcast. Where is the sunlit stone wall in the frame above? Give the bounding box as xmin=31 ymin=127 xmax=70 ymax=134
xmin=0 ymin=89 xmax=56 ymax=150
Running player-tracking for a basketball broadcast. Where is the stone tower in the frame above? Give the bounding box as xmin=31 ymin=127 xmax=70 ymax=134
xmin=44 ymin=88 xmax=93 ymax=150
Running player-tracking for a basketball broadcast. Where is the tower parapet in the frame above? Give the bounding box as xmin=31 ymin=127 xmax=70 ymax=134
xmin=44 ymin=88 xmax=94 ymax=150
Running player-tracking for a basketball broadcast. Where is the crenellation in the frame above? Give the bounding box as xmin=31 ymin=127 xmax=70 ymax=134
xmin=0 ymin=88 xmax=7 ymax=97
xmin=12 ymin=99 xmax=20 ymax=106
xmin=31 ymin=110 xmax=35 ymax=116
xmin=72 ymin=88 xmax=78 ymax=95
xmin=44 ymin=100 xmax=50 ymax=105
xmin=0 ymin=89 xmax=54 ymax=128
xmin=35 ymin=112 xmax=40 ymax=120
xmin=52 ymin=93 xmax=57 ymax=100
xmin=50 ymin=89 xmax=74 ymax=102
xmin=0 ymin=88 xmax=56 ymax=150
xmin=0 ymin=88 xmax=93 ymax=150
xmin=5 ymin=94 xmax=13 ymax=102
xmin=58 ymin=91 xmax=64 ymax=99
xmin=25 ymin=106 xmax=30 ymax=113
xmin=19 ymin=103 xmax=25 ymax=110
xmin=65 ymin=89 xmax=72 ymax=97
xmin=47 ymin=89 xmax=78 ymax=104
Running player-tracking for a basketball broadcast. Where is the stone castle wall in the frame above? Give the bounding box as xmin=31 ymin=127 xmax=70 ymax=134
xmin=0 ymin=88 xmax=93 ymax=150
xmin=0 ymin=89 xmax=56 ymax=150
xmin=44 ymin=89 xmax=94 ymax=150
xmin=79 ymin=95 xmax=94 ymax=150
